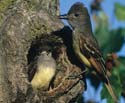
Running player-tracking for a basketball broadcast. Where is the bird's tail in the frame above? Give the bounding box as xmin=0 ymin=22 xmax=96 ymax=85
xmin=104 ymin=82 xmax=118 ymax=103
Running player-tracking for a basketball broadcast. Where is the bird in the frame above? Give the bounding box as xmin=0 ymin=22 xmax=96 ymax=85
xmin=59 ymin=2 xmax=118 ymax=103
xmin=28 ymin=51 xmax=56 ymax=91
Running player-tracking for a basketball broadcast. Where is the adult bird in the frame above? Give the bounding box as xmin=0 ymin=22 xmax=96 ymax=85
xmin=59 ymin=2 xmax=118 ymax=103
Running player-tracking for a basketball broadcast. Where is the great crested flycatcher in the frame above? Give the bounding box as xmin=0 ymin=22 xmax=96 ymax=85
xmin=59 ymin=2 xmax=118 ymax=102
xmin=28 ymin=51 xmax=56 ymax=91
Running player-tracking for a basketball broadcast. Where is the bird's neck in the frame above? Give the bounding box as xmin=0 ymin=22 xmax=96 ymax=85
xmin=73 ymin=21 xmax=93 ymax=35
xmin=73 ymin=26 xmax=92 ymax=37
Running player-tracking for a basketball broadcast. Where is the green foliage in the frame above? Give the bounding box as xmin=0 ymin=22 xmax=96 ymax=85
xmin=115 ymin=3 xmax=125 ymax=21
xmin=102 ymin=28 xmax=124 ymax=55
xmin=92 ymin=6 xmax=125 ymax=102
xmin=94 ymin=11 xmax=125 ymax=56
xmin=118 ymin=57 xmax=125 ymax=96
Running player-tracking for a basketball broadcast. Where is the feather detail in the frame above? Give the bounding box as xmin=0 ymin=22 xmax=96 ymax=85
xmin=105 ymin=82 xmax=118 ymax=103
xmin=78 ymin=33 xmax=118 ymax=102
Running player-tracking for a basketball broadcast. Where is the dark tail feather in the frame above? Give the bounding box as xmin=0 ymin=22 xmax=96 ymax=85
xmin=104 ymin=82 xmax=118 ymax=103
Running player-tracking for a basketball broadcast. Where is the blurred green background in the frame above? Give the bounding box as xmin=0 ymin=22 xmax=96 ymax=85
xmin=60 ymin=0 xmax=125 ymax=103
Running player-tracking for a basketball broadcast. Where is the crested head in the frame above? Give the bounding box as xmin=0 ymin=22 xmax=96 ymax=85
xmin=40 ymin=51 xmax=52 ymax=57
xmin=67 ymin=2 xmax=92 ymax=30
xmin=68 ymin=2 xmax=86 ymax=15
xmin=38 ymin=51 xmax=53 ymax=63
xmin=59 ymin=2 xmax=93 ymax=33
xmin=38 ymin=51 xmax=56 ymax=71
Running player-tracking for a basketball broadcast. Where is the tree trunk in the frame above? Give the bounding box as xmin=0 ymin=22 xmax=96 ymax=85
xmin=0 ymin=0 xmax=85 ymax=103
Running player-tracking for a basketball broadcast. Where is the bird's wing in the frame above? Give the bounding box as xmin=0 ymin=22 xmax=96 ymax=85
xmin=79 ymin=34 xmax=118 ymax=102
xmin=27 ymin=57 xmax=38 ymax=82
xmin=79 ymin=34 xmax=108 ymax=83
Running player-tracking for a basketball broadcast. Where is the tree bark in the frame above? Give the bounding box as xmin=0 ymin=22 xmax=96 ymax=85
xmin=0 ymin=0 xmax=85 ymax=103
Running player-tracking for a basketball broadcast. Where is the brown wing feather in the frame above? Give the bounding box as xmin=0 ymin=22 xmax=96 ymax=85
xmin=79 ymin=34 xmax=108 ymax=82
xmin=79 ymin=35 xmax=118 ymax=102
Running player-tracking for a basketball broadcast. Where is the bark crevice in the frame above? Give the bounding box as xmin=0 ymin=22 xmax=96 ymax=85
xmin=0 ymin=0 xmax=85 ymax=103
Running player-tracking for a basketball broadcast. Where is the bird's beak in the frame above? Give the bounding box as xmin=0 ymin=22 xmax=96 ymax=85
xmin=58 ymin=14 xmax=68 ymax=20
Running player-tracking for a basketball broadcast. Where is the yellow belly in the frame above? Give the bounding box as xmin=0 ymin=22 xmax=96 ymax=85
xmin=31 ymin=67 xmax=55 ymax=90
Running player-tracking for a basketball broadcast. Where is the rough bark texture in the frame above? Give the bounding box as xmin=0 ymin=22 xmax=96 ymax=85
xmin=0 ymin=0 xmax=85 ymax=103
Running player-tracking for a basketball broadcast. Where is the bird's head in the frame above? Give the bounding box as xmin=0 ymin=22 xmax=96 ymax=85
xmin=40 ymin=51 xmax=52 ymax=57
xmin=59 ymin=2 xmax=91 ymax=29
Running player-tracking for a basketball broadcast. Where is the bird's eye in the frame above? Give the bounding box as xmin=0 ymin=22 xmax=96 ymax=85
xmin=74 ymin=13 xmax=79 ymax=17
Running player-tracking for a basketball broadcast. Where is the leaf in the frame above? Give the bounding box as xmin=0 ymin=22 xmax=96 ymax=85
xmin=93 ymin=10 xmax=125 ymax=55
xmin=115 ymin=3 xmax=125 ymax=21
xmin=95 ymin=28 xmax=124 ymax=56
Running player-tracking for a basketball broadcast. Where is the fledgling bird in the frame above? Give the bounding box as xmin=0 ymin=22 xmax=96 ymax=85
xmin=59 ymin=2 xmax=118 ymax=103
xmin=28 ymin=51 xmax=56 ymax=91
